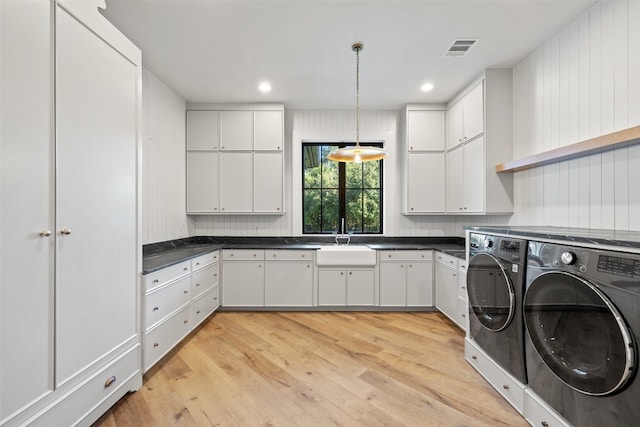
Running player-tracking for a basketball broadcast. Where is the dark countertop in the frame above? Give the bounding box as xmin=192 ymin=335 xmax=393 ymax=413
xmin=464 ymin=225 xmax=640 ymax=250
xmin=143 ymin=236 xmax=466 ymax=274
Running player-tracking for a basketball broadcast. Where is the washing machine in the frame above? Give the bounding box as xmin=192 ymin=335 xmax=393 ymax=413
xmin=466 ymin=232 xmax=528 ymax=384
xmin=524 ymin=241 xmax=640 ymax=426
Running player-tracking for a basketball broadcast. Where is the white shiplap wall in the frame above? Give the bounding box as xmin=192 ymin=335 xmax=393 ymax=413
xmin=511 ymin=0 xmax=640 ymax=231
xmin=142 ymin=68 xmax=192 ymax=244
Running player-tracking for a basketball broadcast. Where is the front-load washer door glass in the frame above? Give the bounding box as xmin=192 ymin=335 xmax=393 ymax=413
xmin=467 ymin=253 xmax=516 ymax=332
xmin=524 ymin=271 xmax=635 ymax=396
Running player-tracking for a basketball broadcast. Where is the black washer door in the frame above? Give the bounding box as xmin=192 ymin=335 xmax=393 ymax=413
xmin=524 ymin=271 xmax=635 ymax=396
xmin=467 ymin=253 xmax=516 ymax=332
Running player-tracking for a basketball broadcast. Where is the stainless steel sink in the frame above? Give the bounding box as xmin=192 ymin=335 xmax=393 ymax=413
xmin=316 ymin=245 xmax=377 ymax=266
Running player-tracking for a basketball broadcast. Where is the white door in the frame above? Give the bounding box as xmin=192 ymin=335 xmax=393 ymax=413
xmin=464 ymin=137 xmax=485 ymax=212
xmin=264 ymin=261 xmax=313 ymax=306
xmin=446 ymin=100 xmax=464 ymax=150
xmin=222 ymin=262 xmax=264 ymax=306
xmin=318 ymin=269 xmax=346 ymax=306
xmin=463 ymin=81 xmax=484 ymax=141
xmin=406 ymin=262 xmax=433 ymax=306
xmin=253 ymin=110 xmax=283 ymax=151
xmin=406 ymin=152 xmax=445 ymax=213
xmin=220 ymin=111 xmax=252 ymax=150
xmin=220 ymin=152 xmax=253 ymax=212
xmin=0 ymin=0 xmax=55 ymax=419
xmin=407 ymin=110 xmax=445 ymax=151
xmin=347 ymin=270 xmax=375 ymax=306
xmin=254 ymin=152 xmax=283 ymax=213
xmin=55 ymin=6 xmax=138 ymax=385
xmin=379 ymin=263 xmax=407 ymax=306
xmin=187 ymin=151 xmax=220 ymax=213
xmin=446 ymin=146 xmax=464 ymax=212
xmin=187 ymin=111 xmax=220 ymax=150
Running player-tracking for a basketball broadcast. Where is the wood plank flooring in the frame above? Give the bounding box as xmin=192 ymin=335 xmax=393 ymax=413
xmin=93 ymin=312 xmax=528 ymax=427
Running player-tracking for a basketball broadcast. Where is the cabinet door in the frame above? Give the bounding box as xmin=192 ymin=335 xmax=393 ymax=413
xmin=187 ymin=151 xmax=219 ymax=213
xmin=318 ymin=269 xmax=346 ymax=306
xmin=187 ymin=111 xmax=220 ymax=150
xmin=220 ymin=111 xmax=252 ymax=150
xmin=406 ymin=262 xmax=433 ymax=306
xmin=0 ymin=0 xmax=55 ymax=418
xmin=463 ymin=137 xmax=485 ymax=212
xmin=254 ymin=152 xmax=283 ymax=213
xmin=463 ymin=81 xmax=484 ymax=141
xmin=406 ymin=152 xmax=445 ymax=213
xmin=435 ymin=263 xmax=458 ymax=323
xmin=379 ymin=262 xmax=407 ymax=306
xmin=407 ymin=110 xmax=444 ymax=151
xmin=446 ymin=146 xmax=464 ymax=212
xmin=55 ymin=6 xmax=138 ymax=386
xmin=446 ymin=100 xmax=464 ymax=150
xmin=347 ymin=270 xmax=375 ymax=306
xmin=220 ymin=152 xmax=253 ymax=212
xmin=265 ymin=261 xmax=313 ymax=306
xmin=222 ymin=261 xmax=264 ymax=306
xmin=254 ymin=110 xmax=283 ymax=151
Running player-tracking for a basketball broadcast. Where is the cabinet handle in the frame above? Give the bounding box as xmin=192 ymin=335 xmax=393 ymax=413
xmin=153 ymin=306 xmax=159 ymax=311
xmin=409 ymin=264 xmax=412 ymax=268
xmin=453 ymin=273 xmax=457 ymax=277
xmin=196 ymin=310 xmax=201 ymax=314
xmin=214 ymin=273 xmax=218 ymax=277
xmin=153 ymin=342 xmax=159 ymax=348
xmin=349 ymin=271 xmax=352 ymax=275
xmin=340 ymin=272 xmax=344 ymax=275
xmin=541 ymin=422 xmax=549 ymax=427
xmin=400 ymin=264 xmax=404 ymax=268
xmin=471 ymin=355 xmax=477 ymax=360
xmin=258 ymin=264 xmax=262 ymax=268
xmin=104 ymin=376 xmax=116 ymax=388
xmin=462 ymin=314 xmax=466 ymax=318
xmin=39 ymin=230 xmax=52 ymax=237
xmin=214 ymin=297 xmax=218 ymax=301
xmin=502 ymin=384 xmax=509 ymax=390
xmin=461 ymin=286 xmax=466 ymax=290
xmin=301 ymin=254 xmax=305 ymax=258
xmin=458 ymin=138 xmax=463 ymax=142
xmin=153 ymin=279 xmax=159 ymax=284
xmin=388 ymin=254 xmax=392 ymax=258
xmin=196 ymin=262 xmax=200 ymax=266
xmin=183 ymin=320 xmax=188 ymax=324
xmin=273 ymin=254 xmax=277 ymax=257
xmin=307 ymin=265 xmax=310 ymax=268
xmin=184 ymin=290 xmax=189 ymax=294
xmin=183 ymin=267 xmax=189 ymax=271
xmin=196 ymin=283 xmax=201 ymax=287
xmin=60 ymin=228 xmax=71 ymax=235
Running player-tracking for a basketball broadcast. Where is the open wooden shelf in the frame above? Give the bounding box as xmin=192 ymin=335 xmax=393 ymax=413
xmin=496 ymin=125 xmax=640 ymax=173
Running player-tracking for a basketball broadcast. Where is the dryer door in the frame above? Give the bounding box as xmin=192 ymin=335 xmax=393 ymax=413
xmin=467 ymin=253 xmax=516 ymax=332
xmin=524 ymin=271 xmax=635 ymax=396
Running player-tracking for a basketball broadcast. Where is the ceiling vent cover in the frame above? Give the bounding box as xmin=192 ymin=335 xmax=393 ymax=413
xmin=444 ymin=39 xmax=478 ymax=57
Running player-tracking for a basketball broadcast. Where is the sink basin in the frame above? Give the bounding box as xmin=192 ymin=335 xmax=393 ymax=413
xmin=316 ymin=245 xmax=377 ymax=266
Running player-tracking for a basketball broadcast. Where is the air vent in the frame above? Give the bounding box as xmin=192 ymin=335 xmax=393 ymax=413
xmin=444 ymin=39 xmax=478 ymax=57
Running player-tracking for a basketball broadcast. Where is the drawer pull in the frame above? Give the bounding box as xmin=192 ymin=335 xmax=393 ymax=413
xmin=152 ymin=306 xmax=159 ymax=311
xmin=39 ymin=230 xmax=52 ymax=237
xmin=196 ymin=283 xmax=201 ymax=287
xmin=104 ymin=376 xmax=116 ymax=388
xmin=153 ymin=279 xmax=159 ymax=284
xmin=153 ymin=342 xmax=159 ymax=348
xmin=214 ymin=273 xmax=218 ymax=277
xmin=541 ymin=422 xmax=549 ymax=427
xmin=461 ymin=286 xmax=466 ymax=290
xmin=196 ymin=310 xmax=201 ymax=314
xmin=462 ymin=314 xmax=466 ymax=318
xmin=214 ymin=297 xmax=218 ymax=301
xmin=471 ymin=355 xmax=477 ymax=360
xmin=196 ymin=262 xmax=200 ymax=266
xmin=183 ymin=267 xmax=188 ymax=271
xmin=502 ymin=384 xmax=509 ymax=390
xmin=60 ymin=228 xmax=72 ymax=235
xmin=183 ymin=320 xmax=189 ymax=324
xmin=184 ymin=290 xmax=189 ymax=294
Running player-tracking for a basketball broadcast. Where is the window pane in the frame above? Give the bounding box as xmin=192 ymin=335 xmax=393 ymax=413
xmin=303 ymin=189 xmax=322 ymax=233
xmin=321 ymin=189 xmax=339 ymax=233
xmin=345 ymin=162 xmax=362 ymax=188
xmin=363 ymin=160 xmax=380 ymax=188
xmin=363 ymin=189 xmax=381 ymax=233
xmin=346 ymin=189 xmax=363 ymax=232
xmin=320 ymin=147 xmax=339 ymax=189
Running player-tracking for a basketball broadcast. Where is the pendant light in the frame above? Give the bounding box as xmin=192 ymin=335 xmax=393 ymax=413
xmin=327 ymin=43 xmax=388 ymax=163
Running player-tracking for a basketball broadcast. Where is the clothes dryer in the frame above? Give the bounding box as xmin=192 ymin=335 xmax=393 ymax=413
xmin=524 ymin=241 xmax=640 ymax=426
xmin=467 ymin=233 xmax=528 ymax=384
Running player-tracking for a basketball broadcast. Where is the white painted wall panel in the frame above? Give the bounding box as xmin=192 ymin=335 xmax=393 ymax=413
xmin=511 ymin=0 xmax=639 ymax=231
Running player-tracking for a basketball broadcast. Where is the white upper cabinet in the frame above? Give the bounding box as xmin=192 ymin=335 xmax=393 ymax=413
xmin=186 ymin=111 xmax=220 ymax=150
xmin=407 ymin=110 xmax=445 ymax=151
xmin=220 ymin=110 xmax=253 ymax=150
xmin=186 ymin=151 xmax=219 ymax=212
xmin=447 ymin=81 xmax=484 ymax=150
xmin=219 ymin=152 xmax=253 ymax=212
xmin=254 ymin=152 xmax=284 ymax=213
xmin=254 ymin=110 xmax=283 ymax=151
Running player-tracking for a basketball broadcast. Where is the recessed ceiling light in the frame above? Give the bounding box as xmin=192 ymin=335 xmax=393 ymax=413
xmin=258 ymin=82 xmax=272 ymax=93
xmin=421 ymin=83 xmax=434 ymax=92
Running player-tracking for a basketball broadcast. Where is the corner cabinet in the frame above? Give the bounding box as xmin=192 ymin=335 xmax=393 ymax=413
xmin=445 ymin=70 xmax=514 ymax=214
xmin=402 ymin=108 xmax=446 ymax=214
xmin=186 ymin=106 xmax=285 ymax=214
xmin=1 ymin=1 xmax=142 ymax=425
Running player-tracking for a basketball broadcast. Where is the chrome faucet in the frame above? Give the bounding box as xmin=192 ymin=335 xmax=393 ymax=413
xmin=335 ymin=218 xmax=351 ymax=244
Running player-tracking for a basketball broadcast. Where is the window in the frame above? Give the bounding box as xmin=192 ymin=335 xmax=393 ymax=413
xmin=302 ymin=142 xmax=383 ymax=234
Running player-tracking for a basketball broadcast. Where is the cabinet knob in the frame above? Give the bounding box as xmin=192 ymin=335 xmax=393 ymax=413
xmin=183 ymin=267 xmax=189 ymax=271
xmin=214 ymin=273 xmax=218 ymax=277
xmin=183 ymin=320 xmax=189 ymax=324
xmin=60 ymin=228 xmax=71 ymax=235
xmin=502 ymin=384 xmax=509 ymax=390
xmin=340 ymin=272 xmax=344 ymax=275
xmin=153 ymin=279 xmax=159 ymax=284
xmin=462 ymin=314 xmax=466 ymax=318
xmin=104 ymin=376 xmax=116 ymax=388
xmin=400 ymin=264 xmax=404 ymax=268
xmin=196 ymin=310 xmax=201 ymax=314
xmin=214 ymin=297 xmax=218 ymax=301
xmin=541 ymin=422 xmax=549 ymax=427
xmin=153 ymin=306 xmax=159 ymax=311
xmin=196 ymin=283 xmax=201 ymax=287
xmin=184 ymin=290 xmax=189 ymax=294
xmin=39 ymin=230 xmax=52 ymax=237
xmin=409 ymin=264 xmax=412 ymax=268
xmin=471 ymin=355 xmax=477 ymax=360
xmin=349 ymin=272 xmax=352 ymax=275
xmin=153 ymin=342 xmax=159 ymax=348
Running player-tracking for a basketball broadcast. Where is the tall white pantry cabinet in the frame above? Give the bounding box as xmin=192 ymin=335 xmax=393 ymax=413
xmin=0 ymin=1 xmax=142 ymax=426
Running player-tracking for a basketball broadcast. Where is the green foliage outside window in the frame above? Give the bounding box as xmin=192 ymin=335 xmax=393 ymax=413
xmin=303 ymin=143 xmax=382 ymax=234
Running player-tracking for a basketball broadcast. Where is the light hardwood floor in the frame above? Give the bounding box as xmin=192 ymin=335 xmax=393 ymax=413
xmin=93 ymin=312 xmax=528 ymax=427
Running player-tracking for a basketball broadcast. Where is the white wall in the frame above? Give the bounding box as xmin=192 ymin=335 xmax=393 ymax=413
xmin=511 ymin=0 xmax=640 ymax=231
xmin=141 ymin=68 xmax=192 ymax=244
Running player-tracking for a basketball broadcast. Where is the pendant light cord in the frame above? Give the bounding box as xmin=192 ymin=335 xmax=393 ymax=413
xmin=355 ymin=46 xmax=360 ymax=146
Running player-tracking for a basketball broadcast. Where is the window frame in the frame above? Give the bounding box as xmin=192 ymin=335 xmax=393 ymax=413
xmin=301 ymin=141 xmax=384 ymax=235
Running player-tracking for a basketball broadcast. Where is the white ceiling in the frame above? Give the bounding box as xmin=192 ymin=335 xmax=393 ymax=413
xmin=101 ymin=0 xmax=596 ymax=110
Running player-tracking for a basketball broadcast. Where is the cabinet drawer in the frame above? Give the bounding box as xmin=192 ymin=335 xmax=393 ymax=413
xmin=143 ymin=306 xmax=192 ymax=372
xmin=191 ymin=250 xmax=219 ymax=270
xmin=465 ymin=338 xmax=525 ymax=414
xmin=144 ymin=260 xmax=191 ymax=292
xmin=436 ymin=252 xmax=458 ymax=269
xmin=223 ymin=249 xmax=265 ymax=261
xmin=524 ymin=388 xmax=570 ymax=427
xmin=31 ymin=345 xmax=140 ymax=427
xmin=192 ymin=263 xmax=218 ymax=298
xmin=380 ymin=250 xmax=432 ymax=261
xmin=457 ymin=272 xmax=467 ymax=300
xmin=145 ymin=276 xmax=191 ymax=330
xmin=192 ymin=286 xmax=219 ymax=327
xmin=265 ymin=249 xmax=313 ymax=261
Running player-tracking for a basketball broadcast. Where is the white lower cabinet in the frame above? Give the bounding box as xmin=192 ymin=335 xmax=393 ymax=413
xmin=221 ymin=249 xmax=265 ymax=306
xmin=435 ymin=252 xmax=467 ymax=331
xmin=142 ymin=251 xmax=220 ymax=372
xmin=265 ymin=250 xmax=314 ymax=306
xmin=465 ymin=338 xmax=525 ymax=415
xmin=318 ymin=268 xmax=375 ymax=306
xmin=524 ymin=388 xmax=571 ymax=427
xmin=379 ymin=251 xmax=433 ymax=307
